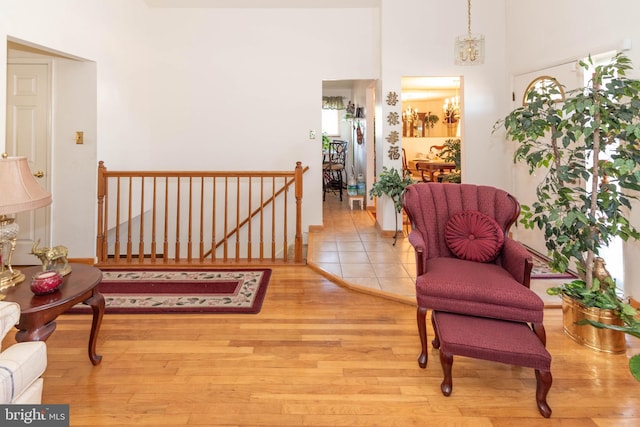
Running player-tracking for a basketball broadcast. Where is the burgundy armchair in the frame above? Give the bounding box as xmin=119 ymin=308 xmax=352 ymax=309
xmin=402 ymin=183 xmax=546 ymax=368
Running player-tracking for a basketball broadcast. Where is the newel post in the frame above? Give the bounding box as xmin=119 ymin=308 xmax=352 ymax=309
xmin=96 ymin=161 xmax=106 ymax=263
xmin=294 ymin=161 xmax=303 ymax=263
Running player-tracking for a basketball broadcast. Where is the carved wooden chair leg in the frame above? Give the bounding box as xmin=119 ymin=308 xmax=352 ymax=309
xmin=439 ymin=350 xmax=453 ymax=396
xmin=535 ymin=369 xmax=553 ymax=418
xmin=431 ymin=313 xmax=440 ymax=349
xmin=417 ymin=306 xmax=429 ymax=368
xmin=533 ymin=323 xmax=547 ymax=346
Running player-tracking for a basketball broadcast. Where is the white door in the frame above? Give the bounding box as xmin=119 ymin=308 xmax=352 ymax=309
xmin=511 ymin=62 xmax=583 ymax=256
xmin=6 ymin=62 xmax=51 ymax=264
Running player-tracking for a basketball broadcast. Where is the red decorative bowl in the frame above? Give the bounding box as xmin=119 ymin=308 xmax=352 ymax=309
xmin=31 ymin=271 xmax=63 ymax=295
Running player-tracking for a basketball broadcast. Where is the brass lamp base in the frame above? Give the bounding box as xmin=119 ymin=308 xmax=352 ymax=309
xmin=1 ymin=216 xmax=23 ymax=295
xmin=0 ymin=268 xmax=25 ymax=291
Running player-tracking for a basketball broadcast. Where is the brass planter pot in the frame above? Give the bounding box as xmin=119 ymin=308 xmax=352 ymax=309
xmin=561 ymin=294 xmax=627 ymax=354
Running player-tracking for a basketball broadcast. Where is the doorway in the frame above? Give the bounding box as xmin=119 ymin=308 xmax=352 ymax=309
xmin=400 ymin=76 xmax=462 ymax=183
xmin=321 ymin=79 xmax=376 ymax=208
xmin=6 ymin=59 xmax=52 ymax=264
xmin=6 ymin=39 xmax=98 ymax=264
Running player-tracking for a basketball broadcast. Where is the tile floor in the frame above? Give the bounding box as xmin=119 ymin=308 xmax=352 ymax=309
xmin=307 ymin=192 xmax=562 ymax=307
xmin=308 ymin=194 xmax=417 ymax=302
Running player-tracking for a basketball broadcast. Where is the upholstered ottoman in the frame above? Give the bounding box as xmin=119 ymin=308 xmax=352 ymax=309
xmin=431 ymin=311 xmax=552 ymax=418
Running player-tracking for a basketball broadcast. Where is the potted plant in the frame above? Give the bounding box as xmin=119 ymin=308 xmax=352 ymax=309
xmin=322 ymin=133 xmax=331 ymax=151
xmin=440 ymin=138 xmax=461 ymax=183
xmin=582 ymin=306 xmax=640 ymax=381
xmin=369 ymin=166 xmax=414 ymax=244
xmin=494 ymin=53 xmax=640 ymax=374
xmin=424 ymin=112 xmax=439 ymax=136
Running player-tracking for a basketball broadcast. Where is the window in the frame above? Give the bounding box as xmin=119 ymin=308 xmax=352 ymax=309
xmin=522 ymin=76 xmax=565 ymax=105
xmin=322 ymin=109 xmax=340 ymax=136
xmin=583 ymin=51 xmax=624 ymax=289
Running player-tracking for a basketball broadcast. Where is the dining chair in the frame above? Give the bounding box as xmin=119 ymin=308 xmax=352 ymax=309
xmin=402 ymin=148 xmax=423 ymax=182
xmin=323 ymin=140 xmax=348 ymax=201
xmin=414 ymin=162 xmax=432 ymax=182
xmin=401 ymin=148 xmax=411 ymax=179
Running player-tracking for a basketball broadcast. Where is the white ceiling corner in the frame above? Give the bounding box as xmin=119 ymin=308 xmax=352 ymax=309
xmin=144 ymin=0 xmax=381 ymax=8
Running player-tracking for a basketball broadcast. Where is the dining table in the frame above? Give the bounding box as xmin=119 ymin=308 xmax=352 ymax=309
xmin=411 ymin=159 xmax=456 ymax=182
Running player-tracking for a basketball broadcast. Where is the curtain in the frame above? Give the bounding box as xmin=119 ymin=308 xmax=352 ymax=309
xmin=322 ymin=96 xmax=345 ymax=110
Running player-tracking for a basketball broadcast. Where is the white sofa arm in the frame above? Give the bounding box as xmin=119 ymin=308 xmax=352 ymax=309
xmin=0 ymin=302 xmax=21 ymax=349
xmin=0 ymin=341 xmax=47 ymax=404
xmin=0 ymin=301 xmax=47 ymax=404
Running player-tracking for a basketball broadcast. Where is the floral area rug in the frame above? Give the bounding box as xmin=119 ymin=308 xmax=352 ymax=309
xmin=529 ymin=251 xmax=576 ymax=280
xmin=72 ymin=269 xmax=271 ymax=314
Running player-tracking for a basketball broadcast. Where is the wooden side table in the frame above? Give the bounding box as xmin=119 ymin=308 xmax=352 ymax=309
xmin=1 ymin=263 xmax=105 ymax=365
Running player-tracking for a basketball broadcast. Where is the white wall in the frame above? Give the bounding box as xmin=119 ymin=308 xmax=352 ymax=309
xmin=0 ymin=0 xmax=151 ymax=259
xmin=0 ymin=0 xmax=154 ymax=166
xmin=0 ymin=0 xmax=513 ymax=255
xmin=505 ymin=0 xmax=640 ymax=77
xmin=50 ymin=58 xmax=97 ymax=255
xmin=376 ymin=0 xmax=510 ymax=231
xmin=0 ymin=1 xmax=380 ymax=258
xmin=144 ymin=6 xmax=380 ymax=233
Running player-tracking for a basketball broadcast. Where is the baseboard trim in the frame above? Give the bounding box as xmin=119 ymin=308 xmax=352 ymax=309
xmin=306 ymin=261 xmax=415 ymax=307
xmin=68 ymin=258 xmax=95 ymax=266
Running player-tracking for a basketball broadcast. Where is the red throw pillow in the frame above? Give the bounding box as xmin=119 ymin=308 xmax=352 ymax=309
xmin=444 ymin=211 xmax=505 ymax=262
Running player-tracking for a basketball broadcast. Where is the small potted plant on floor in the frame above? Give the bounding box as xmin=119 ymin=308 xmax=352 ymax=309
xmin=494 ymin=53 xmax=640 ymax=376
xmin=369 ymin=166 xmax=414 ymax=244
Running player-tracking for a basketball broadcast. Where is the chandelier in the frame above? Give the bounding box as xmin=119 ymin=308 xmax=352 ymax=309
xmin=454 ymin=0 xmax=485 ymax=65
xmin=402 ymin=106 xmax=419 ymax=123
xmin=402 ymin=106 xmax=420 ymax=137
xmin=443 ymin=97 xmax=460 ymax=124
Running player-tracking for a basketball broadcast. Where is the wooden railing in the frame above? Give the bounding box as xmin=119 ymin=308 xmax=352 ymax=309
xmin=96 ymin=161 xmax=307 ymax=268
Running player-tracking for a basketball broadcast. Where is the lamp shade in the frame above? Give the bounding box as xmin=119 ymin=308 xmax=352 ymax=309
xmin=0 ymin=156 xmax=52 ymax=215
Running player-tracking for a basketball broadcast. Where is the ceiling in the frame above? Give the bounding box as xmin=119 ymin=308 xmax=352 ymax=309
xmin=144 ymin=0 xmax=380 ymax=8
xmin=144 ymin=1 xmax=455 ymax=103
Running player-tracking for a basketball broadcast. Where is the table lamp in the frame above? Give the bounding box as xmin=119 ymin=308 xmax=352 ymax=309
xmin=0 ymin=154 xmax=52 ymax=291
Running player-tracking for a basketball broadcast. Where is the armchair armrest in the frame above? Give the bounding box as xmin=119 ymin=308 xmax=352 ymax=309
xmin=501 ymin=238 xmax=533 ymax=288
xmin=408 ymin=230 xmax=427 ymax=276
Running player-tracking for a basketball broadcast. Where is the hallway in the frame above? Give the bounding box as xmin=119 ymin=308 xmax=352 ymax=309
xmin=307 ymin=192 xmax=562 ymax=307
xmin=308 ymin=195 xmax=416 ymax=304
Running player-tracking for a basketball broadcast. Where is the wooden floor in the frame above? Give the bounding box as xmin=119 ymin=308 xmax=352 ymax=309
xmin=5 ymin=266 xmax=640 ymax=426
